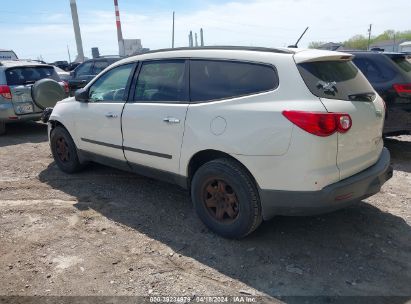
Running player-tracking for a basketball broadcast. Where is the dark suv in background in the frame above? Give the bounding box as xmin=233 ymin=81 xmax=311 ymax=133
xmin=68 ymin=56 xmax=121 ymax=96
xmin=350 ymin=51 xmax=411 ymax=135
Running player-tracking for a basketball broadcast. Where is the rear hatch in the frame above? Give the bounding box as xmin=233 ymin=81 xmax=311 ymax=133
xmin=295 ymin=51 xmax=385 ymax=180
xmin=5 ymin=65 xmax=62 ymax=115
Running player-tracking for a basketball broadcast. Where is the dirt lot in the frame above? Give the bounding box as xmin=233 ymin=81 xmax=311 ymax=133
xmin=0 ymin=121 xmax=410 ymax=303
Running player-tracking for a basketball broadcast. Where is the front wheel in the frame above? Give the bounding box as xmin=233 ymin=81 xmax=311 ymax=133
xmin=50 ymin=126 xmax=84 ymax=173
xmin=191 ymin=158 xmax=262 ymax=239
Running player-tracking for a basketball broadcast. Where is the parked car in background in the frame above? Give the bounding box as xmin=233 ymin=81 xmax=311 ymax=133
xmin=47 ymin=47 xmax=392 ymax=238
xmin=54 ymin=66 xmax=70 ymax=82
xmin=67 ymin=62 xmax=80 ymax=71
xmin=0 ymin=60 xmax=68 ymax=134
xmin=350 ymin=51 xmax=411 ymax=135
xmin=52 ymin=61 xmax=69 ymax=71
xmin=0 ymin=49 xmax=18 ymax=60
xmin=68 ymin=56 xmax=121 ymax=96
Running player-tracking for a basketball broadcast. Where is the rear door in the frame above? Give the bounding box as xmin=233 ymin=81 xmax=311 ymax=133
xmin=295 ymin=52 xmax=385 ymax=180
xmin=122 ymin=59 xmax=189 ymax=174
xmin=5 ymin=65 xmax=61 ymax=115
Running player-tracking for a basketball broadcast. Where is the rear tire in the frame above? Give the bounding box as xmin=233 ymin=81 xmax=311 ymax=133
xmin=191 ymin=158 xmax=262 ymax=239
xmin=0 ymin=122 xmax=5 ymax=135
xmin=50 ymin=126 xmax=84 ymax=173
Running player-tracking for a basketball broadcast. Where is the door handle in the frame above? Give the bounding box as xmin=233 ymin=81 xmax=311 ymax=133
xmin=105 ymin=113 xmax=118 ymax=118
xmin=163 ymin=117 xmax=180 ymax=124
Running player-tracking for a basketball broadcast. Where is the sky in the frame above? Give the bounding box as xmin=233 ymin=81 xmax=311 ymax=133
xmin=2 ymin=0 xmax=410 ymax=62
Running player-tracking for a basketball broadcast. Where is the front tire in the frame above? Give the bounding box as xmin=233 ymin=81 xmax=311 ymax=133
xmin=191 ymin=158 xmax=262 ymax=239
xmin=50 ymin=126 xmax=84 ymax=173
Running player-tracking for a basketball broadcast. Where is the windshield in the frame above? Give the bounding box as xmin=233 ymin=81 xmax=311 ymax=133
xmin=6 ymin=66 xmax=60 ymax=85
xmin=297 ymin=60 xmax=375 ymax=101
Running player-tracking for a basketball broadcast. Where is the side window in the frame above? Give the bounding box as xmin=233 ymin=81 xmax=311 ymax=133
xmin=190 ymin=60 xmax=278 ymax=102
xmin=93 ymin=61 xmax=108 ymax=75
xmin=88 ymin=64 xmax=134 ymax=103
xmin=133 ymin=60 xmax=187 ymax=103
xmin=75 ymin=62 xmax=93 ymax=77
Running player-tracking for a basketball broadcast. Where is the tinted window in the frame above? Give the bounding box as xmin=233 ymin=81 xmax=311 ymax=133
xmin=352 ymin=57 xmax=397 ymax=83
xmin=93 ymin=61 xmax=109 ymax=75
xmin=6 ymin=66 xmax=60 ymax=85
xmin=134 ymin=60 xmax=187 ymax=102
xmin=75 ymin=62 xmax=93 ymax=77
xmin=389 ymin=56 xmax=411 ymax=73
xmin=190 ymin=60 xmax=278 ymax=102
xmin=89 ymin=64 xmax=134 ymax=102
xmin=298 ymin=61 xmax=375 ymax=101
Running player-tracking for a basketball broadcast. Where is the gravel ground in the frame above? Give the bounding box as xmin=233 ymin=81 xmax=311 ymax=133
xmin=0 ymin=121 xmax=410 ymax=303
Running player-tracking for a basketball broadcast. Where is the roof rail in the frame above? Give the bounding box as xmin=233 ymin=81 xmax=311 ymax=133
xmin=138 ymin=46 xmax=294 ymax=55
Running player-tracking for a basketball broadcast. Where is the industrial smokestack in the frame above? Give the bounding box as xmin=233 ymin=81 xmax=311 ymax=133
xmin=200 ymin=28 xmax=204 ymax=46
xmin=195 ymin=33 xmax=198 ymax=47
xmin=189 ymin=31 xmax=193 ymax=47
xmin=114 ymin=0 xmax=125 ymax=56
xmin=69 ymin=0 xmax=84 ymax=62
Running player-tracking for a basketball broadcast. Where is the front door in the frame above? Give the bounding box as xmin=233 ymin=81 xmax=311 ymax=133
xmin=74 ymin=63 xmax=135 ymax=161
xmin=122 ymin=59 xmax=189 ymax=174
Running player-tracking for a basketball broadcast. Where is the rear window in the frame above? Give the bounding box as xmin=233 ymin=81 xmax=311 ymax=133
xmin=352 ymin=56 xmax=397 ymax=83
xmin=298 ymin=60 xmax=375 ymax=101
xmin=6 ymin=66 xmax=60 ymax=86
xmin=190 ymin=60 xmax=278 ymax=102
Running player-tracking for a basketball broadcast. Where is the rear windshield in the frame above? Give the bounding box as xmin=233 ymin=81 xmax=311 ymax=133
xmin=5 ymin=66 xmax=60 ymax=85
xmin=298 ymin=61 xmax=375 ymax=101
xmin=389 ymin=56 xmax=411 ymax=73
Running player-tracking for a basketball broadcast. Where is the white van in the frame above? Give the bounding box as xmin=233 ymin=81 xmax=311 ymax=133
xmin=0 ymin=49 xmax=18 ymax=61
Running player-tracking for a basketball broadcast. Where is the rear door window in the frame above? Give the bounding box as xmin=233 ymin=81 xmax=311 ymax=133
xmin=298 ymin=60 xmax=375 ymax=101
xmin=133 ymin=60 xmax=188 ymax=103
xmin=6 ymin=66 xmax=60 ymax=85
xmin=190 ymin=60 xmax=278 ymax=102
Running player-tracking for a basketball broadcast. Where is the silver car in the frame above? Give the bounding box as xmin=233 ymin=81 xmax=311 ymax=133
xmin=0 ymin=60 xmax=68 ymax=134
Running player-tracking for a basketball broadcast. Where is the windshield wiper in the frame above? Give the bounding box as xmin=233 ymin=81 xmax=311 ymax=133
xmin=348 ymin=92 xmax=375 ymax=102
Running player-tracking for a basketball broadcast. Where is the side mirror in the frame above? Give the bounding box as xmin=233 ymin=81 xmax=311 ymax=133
xmin=75 ymin=88 xmax=89 ymax=103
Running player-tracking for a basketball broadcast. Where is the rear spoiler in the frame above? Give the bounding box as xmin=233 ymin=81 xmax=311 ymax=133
xmin=293 ymin=50 xmax=354 ymax=64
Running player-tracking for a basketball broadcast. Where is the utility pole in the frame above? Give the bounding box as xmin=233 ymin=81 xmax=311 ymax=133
xmin=367 ymin=24 xmax=372 ymax=50
xmin=393 ymin=32 xmax=396 ymax=52
xmin=172 ymin=11 xmax=175 ymax=48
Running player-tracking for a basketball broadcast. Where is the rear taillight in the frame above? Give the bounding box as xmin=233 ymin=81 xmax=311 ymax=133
xmin=0 ymin=85 xmax=12 ymax=100
xmin=282 ymin=110 xmax=352 ymax=137
xmin=393 ymin=83 xmax=411 ymax=96
xmin=62 ymin=81 xmax=69 ymax=94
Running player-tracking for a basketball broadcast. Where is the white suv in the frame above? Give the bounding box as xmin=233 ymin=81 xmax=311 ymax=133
xmin=47 ymin=47 xmax=393 ymax=238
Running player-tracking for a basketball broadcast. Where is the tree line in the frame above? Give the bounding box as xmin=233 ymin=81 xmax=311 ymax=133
xmin=308 ymin=30 xmax=411 ymax=50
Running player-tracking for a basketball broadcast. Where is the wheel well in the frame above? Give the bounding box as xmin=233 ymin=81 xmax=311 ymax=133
xmin=49 ymin=120 xmax=66 ymax=132
xmin=187 ymin=150 xmax=258 ymax=188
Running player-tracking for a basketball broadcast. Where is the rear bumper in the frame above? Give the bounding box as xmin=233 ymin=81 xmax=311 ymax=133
xmin=259 ymin=147 xmax=393 ymax=219
xmin=0 ymin=102 xmax=42 ymax=122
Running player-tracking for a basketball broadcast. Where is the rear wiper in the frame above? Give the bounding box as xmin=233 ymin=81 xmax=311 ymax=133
xmin=348 ymin=92 xmax=376 ymax=102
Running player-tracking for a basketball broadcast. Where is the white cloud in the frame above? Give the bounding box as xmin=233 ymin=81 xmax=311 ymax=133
xmin=4 ymin=0 xmax=411 ymax=62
